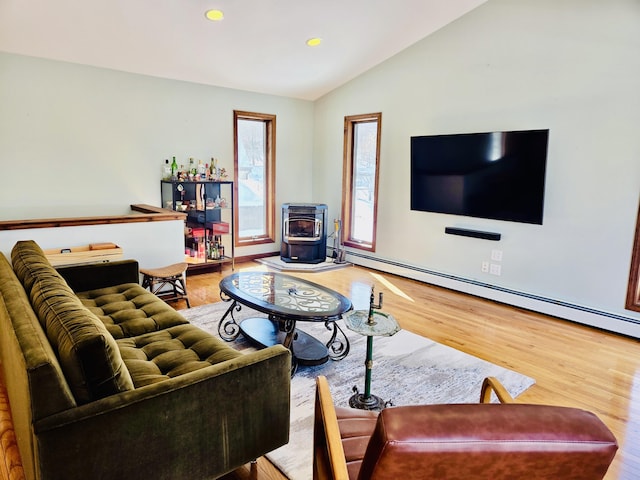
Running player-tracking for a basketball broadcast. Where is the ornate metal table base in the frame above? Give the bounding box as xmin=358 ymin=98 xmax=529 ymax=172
xmin=217 ymin=298 xmax=242 ymax=341
xmin=241 ymin=317 xmax=337 ymax=365
xmin=217 ymin=295 xmax=350 ymax=369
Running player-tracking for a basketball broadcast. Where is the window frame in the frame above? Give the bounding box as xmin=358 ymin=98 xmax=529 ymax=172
xmin=626 ymin=202 xmax=640 ymax=312
xmin=341 ymin=112 xmax=382 ymax=252
xmin=233 ymin=110 xmax=276 ymax=247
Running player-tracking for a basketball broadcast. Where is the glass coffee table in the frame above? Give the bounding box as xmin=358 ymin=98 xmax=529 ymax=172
xmin=218 ymin=272 xmax=352 ymax=371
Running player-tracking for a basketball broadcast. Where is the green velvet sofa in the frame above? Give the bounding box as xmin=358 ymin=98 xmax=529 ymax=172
xmin=0 ymin=240 xmax=291 ymax=480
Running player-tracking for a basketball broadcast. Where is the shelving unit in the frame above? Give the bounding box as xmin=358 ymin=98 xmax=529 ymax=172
xmin=161 ymin=180 xmax=234 ymax=271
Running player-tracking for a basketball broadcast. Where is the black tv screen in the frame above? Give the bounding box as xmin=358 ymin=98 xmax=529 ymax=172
xmin=410 ymin=129 xmax=549 ymax=225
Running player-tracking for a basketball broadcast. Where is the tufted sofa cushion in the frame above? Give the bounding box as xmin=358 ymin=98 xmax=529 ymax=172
xmin=11 ymin=240 xmax=135 ymax=404
xmin=75 ymin=283 xmax=188 ymax=339
xmin=117 ymin=324 xmax=243 ymax=387
xmin=9 ymin=240 xmax=247 ymax=404
xmin=0 ymin=253 xmax=77 ymax=419
xmin=11 ymin=240 xmax=66 ymax=295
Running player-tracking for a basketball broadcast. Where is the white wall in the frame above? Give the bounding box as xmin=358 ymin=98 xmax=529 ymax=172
xmin=0 ymin=220 xmax=185 ymax=271
xmin=0 ymin=53 xmax=315 ymax=258
xmin=313 ymin=0 xmax=640 ymax=336
xmin=2 ymin=1 xmax=640 ymax=337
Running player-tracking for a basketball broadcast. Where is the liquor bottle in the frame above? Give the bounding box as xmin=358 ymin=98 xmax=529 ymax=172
xmin=211 ymin=158 xmax=219 ymax=180
xmin=189 ymin=158 xmax=196 ymax=175
xmin=198 ymin=160 xmax=206 ymax=176
xmin=163 ymin=159 xmax=171 ymax=180
xmin=170 ymin=157 xmax=178 ymax=179
xmin=208 ymin=239 xmax=218 ymax=260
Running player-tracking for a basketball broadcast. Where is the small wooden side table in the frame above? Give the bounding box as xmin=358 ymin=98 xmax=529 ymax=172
xmin=344 ymin=288 xmax=400 ymax=410
xmin=141 ymin=262 xmax=191 ymax=308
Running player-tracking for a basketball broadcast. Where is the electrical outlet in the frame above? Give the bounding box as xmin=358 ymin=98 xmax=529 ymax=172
xmin=491 ymin=249 xmax=503 ymax=262
xmin=481 ymin=261 xmax=489 ymax=273
xmin=490 ymin=264 xmax=502 ymax=276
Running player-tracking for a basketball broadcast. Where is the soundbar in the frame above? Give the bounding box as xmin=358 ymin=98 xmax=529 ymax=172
xmin=445 ymin=227 xmax=501 ymax=241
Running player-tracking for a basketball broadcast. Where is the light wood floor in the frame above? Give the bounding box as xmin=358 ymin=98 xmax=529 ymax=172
xmin=183 ymin=260 xmax=640 ymax=480
xmin=1 ymin=260 xmax=637 ymax=479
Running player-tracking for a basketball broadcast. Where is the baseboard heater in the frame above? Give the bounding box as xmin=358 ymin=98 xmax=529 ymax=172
xmin=339 ymin=248 xmax=640 ymax=328
xmin=445 ymin=227 xmax=501 ymax=241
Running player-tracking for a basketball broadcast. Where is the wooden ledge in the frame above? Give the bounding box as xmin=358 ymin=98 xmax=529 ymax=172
xmin=0 ymin=204 xmax=186 ymax=231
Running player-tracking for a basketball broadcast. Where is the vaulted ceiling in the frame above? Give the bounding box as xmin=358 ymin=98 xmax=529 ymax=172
xmin=0 ymin=0 xmax=486 ymax=100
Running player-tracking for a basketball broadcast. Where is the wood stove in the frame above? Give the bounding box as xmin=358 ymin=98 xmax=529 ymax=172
xmin=280 ymin=203 xmax=327 ymax=263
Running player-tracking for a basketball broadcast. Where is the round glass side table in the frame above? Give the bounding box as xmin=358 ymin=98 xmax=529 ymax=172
xmin=344 ymin=295 xmax=400 ymax=410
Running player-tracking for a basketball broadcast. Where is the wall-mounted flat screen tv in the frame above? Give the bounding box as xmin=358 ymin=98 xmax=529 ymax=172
xmin=410 ymin=129 xmax=549 ymax=225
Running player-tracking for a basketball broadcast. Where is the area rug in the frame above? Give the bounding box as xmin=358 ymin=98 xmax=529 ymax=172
xmin=179 ymin=302 xmax=535 ymax=480
xmin=256 ymin=255 xmax=350 ymax=272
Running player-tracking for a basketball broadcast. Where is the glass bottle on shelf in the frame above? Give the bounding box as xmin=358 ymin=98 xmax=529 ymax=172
xmin=160 ymin=178 xmax=234 ymax=269
xmin=211 ymin=158 xmax=219 ymax=180
xmin=171 ymin=157 xmax=178 ymax=179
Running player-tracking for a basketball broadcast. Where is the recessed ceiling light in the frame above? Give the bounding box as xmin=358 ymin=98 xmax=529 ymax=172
xmin=306 ymin=37 xmax=322 ymax=47
xmin=205 ymin=9 xmax=224 ymax=22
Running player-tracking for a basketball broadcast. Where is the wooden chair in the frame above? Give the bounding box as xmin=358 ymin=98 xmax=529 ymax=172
xmin=313 ymin=375 xmax=618 ymax=480
xmin=0 ymin=373 xmax=25 ymax=480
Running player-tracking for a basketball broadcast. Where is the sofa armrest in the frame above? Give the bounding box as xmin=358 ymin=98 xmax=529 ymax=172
xmin=56 ymin=260 xmax=140 ymax=292
xmin=33 ymin=345 xmax=291 ymax=480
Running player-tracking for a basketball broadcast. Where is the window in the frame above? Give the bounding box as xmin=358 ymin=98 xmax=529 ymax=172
xmin=341 ymin=113 xmax=382 ymax=252
xmin=626 ymin=203 xmax=640 ymax=312
xmin=233 ymin=111 xmax=276 ymax=246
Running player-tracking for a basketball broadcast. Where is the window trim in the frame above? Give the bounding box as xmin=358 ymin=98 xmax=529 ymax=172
xmin=626 ymin=202 xmax=640 ymax=312
xmin=233 ymin=110 xmax=276 ymax=247
xmin=341 ymin=112 xmax=382 ymax=252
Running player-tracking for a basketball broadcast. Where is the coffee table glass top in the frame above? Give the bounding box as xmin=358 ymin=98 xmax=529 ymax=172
xmin=219 ymin=272 xmax=352 ymax=321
